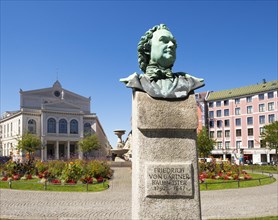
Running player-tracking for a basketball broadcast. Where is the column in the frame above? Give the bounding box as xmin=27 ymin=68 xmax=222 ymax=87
xmin=55 ymin=141 xmax=59 ymax=160
xmin=78 ymin=144 xmax=83 ymax=160
xmin=44 ymin=144 xmax=47 ymax=161
xmin=267 ymin=152 xmax=270 ymax=163
xmin=41 ymin=140 xmax=47 ymax=161
xmin=67 ymin=141 xmax=70 ymax=159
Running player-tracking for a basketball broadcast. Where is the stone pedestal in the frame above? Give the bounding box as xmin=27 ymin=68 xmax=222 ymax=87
xmin=132 ymin=91 xmax=201 ymax=220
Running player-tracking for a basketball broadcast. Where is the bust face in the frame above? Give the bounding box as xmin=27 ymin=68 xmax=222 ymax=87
xmin=150 ymin=29 xmax=177 ymax=69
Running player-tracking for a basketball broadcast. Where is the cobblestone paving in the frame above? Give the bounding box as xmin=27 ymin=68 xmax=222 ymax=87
xmin=0 ymin=168 xmax=277 ymax=220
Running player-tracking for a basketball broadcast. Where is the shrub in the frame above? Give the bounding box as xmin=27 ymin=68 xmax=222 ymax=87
xmin=87 ymin=160 xmax=111 ymax=178
xmin=61 ymin=161 xmax=83 ymax=183
xmin=47 ymin=161 xmax=66 ymax=180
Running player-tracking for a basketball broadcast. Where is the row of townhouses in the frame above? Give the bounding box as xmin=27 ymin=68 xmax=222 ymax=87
xmin=196 ymin=79 xmax=278 ymax=164
xmin=0 ymin=81 xmax=111 ymax=161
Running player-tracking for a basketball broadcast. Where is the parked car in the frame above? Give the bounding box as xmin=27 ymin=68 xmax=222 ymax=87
xmin=0 ymin=156 xmax=11 ymax=164
xmin=255 ymin=162 xmax=269 ymax=166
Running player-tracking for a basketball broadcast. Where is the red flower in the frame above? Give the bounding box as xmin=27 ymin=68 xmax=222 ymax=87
xmin=97 ymin=177 xmax=104 ymax=183
xmin=67 ymin=180 xmax=76 ymax=184
xmin=26 ymin=174 xmax=32 ymax=180
xmin=233 ymin=175 xmax=239 ymax=180
xmin=2 ymin=177 xmax=8 ymax=181
xmin=51 ymin=179 xmax=61 ymax=184
xmin=13 ymin=174 xmax=20 ymax=181
xmin=244 ymin=174 xmax=252 ymax=180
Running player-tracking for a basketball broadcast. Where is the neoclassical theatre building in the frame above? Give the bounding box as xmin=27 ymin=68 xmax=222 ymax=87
xmin=0 ymin=81 xmax=111 ymax=161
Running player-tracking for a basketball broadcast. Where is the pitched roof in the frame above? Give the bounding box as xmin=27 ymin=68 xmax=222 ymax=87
xmin=207 ymin=80 xmax=278 ymax=101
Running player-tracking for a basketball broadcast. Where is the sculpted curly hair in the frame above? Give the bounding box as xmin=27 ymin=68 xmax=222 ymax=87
xmin=137 ymin=24 xmax=169 ymax=73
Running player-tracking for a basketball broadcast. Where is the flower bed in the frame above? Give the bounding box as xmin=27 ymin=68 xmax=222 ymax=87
xmin=199 ymin=160 xmax=252 ymax=183
xmin=0 ymin=159 xmax=113 ymax=185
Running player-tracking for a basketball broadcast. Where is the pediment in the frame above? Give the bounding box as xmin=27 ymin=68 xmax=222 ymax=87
xmin=42 ymin=101 xmax=82 ymax=112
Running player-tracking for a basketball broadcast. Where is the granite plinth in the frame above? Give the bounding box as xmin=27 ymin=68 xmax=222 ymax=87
xmin=132 ymin=91 xmax=201 ymax=220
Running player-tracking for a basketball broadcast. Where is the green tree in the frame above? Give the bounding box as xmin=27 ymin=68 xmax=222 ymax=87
xmin=78 ymin=134 xmax=100 ymax=159
xmin=17 ymin=132 xmax=42 ymax=160
xmin=261 ymin=121 xmax=278 ymax=163
xmin=197 ymin=127 xmax=215 ymax=158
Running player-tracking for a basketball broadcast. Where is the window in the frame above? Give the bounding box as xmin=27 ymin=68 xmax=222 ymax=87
xmin=59 ymin=119 xmax=67 ymax=134
xmin=260 ymin=140 xmax=266 ymax=148
xmin=235 ymin=98 xmax=240 ymax=104
xmin=248 ymin=128 xmax=253 ymax=136
xmin=217 ymin=120 xmax=222 ymax=127
xmin=10 ymin=123 xmax=13 ymax=136
xmin=209 ymin=120 xmax=214 ymax=128
xmin=236 ymin=129 xmax=241 ymax=137
xmin=268 ymin=114 xmax=275 ymax=123
xmin=259 ymin=115 xmax=265 ymax=124
xmin=225 ymin=141 xmax=230 ymax=149
xmin=259 ymin=127 xmax=265 ymax=135
xmin=248 ymin=140 xmax=254 ymax=148
xmin=217 ymin=131 xmax=222 ymax=138
xmin=209 ymin=102 xmax=214 ymax=107
xmin=235 ymin=118 xmax=241 ymax=126
xmin=84 ymin=122 xmax=92 ymax=136
xmin=224 ymin=100 xmax=229 ymax=106
xmin=216 ymin=110 xmax=221 ymax=117
xmin=268 ymin=92 xmax=274 ymax=99
xmin=209 ymin=131 xmax=214 ymax=138
xmin=247 ymin=106 xmax=253 ymax=114
xmin=246 ymin=96 xmax=252 ymax=102
xmin=258 ymin=93 xmax=264 ymax=100
xmin=235 ymin=108 xmax=240 ymax=115
xmin=18 ymin=119 xmax=20 ymax=135
xmin=225 ymin=130 xmax=230 ymax=137
xmin=70 ymin=119 xmax=78 ymax=134
xmin=224 ymin=109 xmax=229 ymax=116
xmin=28 ymin=119 xmax=36 ymax=134
xmin=47 ymin=118 xmax=56 ymax=133
xmin=259 ymin=104 xmax=265 ymax=112
xmin=268 ymin=102 xmax=274 ymax=111
xmin=216 ymin=101 xmax=221 ymax=107
xmin=247 ymin=117 xmax=253 ymax=125
xmin=236 ymin=141 xmax=242 ymax=149
xmin=209 ymin=111 xmax=214 ymax=118
xmin=217 ymin=142 xmax=222 ymax=149
xmin=224 ymin=119 xmax=230 ymax=127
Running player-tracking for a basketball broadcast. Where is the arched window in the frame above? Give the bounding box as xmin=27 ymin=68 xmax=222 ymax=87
xmin=59 ymin=119 xmax=67 ymax=134
xmin=28 ymin=119 xmax=36 ymax=134
xmin=18 ymin=119 xmax=21 ymax=135
xmin=47 ymin=118 xmax=56 ymax=133
xmin=84 ymin=122 xmax=92 ymax=136
xmin=70 ymin=119 xmax=78 ymax=134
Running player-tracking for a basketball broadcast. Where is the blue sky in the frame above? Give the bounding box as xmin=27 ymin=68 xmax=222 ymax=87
xmin=1 ymin=0 xmax=277 ymax=147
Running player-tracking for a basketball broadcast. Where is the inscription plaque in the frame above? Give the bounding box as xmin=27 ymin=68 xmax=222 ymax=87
xmin=145 ymin=162 xmax=193 ymax=198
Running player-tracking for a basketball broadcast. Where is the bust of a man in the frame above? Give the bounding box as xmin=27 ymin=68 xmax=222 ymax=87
xmin=121 ymin=24 xmax=205 ymax=99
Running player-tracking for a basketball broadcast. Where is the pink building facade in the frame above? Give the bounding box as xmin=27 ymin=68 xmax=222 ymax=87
xmin=206 ymin=80 xmax=278 ymax=164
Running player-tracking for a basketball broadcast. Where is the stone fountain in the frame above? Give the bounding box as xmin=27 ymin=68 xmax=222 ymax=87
xmin=111 ymin=129 xmax=128 ymax=162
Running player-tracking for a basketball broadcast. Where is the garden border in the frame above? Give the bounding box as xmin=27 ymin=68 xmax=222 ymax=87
xmin=1 ymin=178 xmax=108 ymax=192
xmin=200 ymin=172 xmax=274 ymax=190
